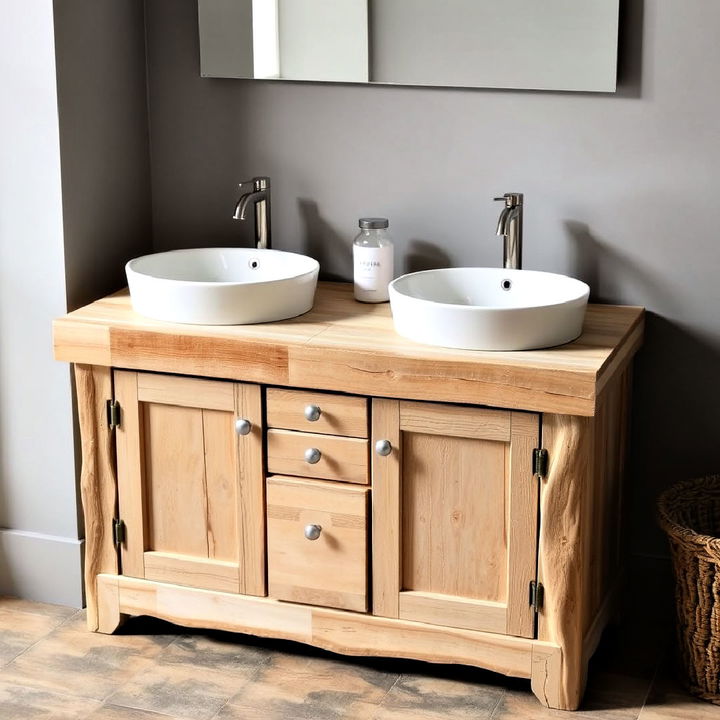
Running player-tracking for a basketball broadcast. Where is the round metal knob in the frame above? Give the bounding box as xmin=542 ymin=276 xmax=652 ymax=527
xmin=304 ymin=447 xmax=322 ymax=464
xmin=304 ymin=524 xmax=322 ymax=541
xmin=375 ymin=439 xmax=392 ymax=456
xmin=304 ymin=404 xmax=321 ymax=422
xmin=235 ymin=418 xmax=252 ymax=436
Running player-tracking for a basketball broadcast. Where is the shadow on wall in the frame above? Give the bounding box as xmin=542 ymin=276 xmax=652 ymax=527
xmin=628 ymin=316 xmax=720 ymax=554
xmin=615 ymin=0 xmax=645 ymax=99
xmin=404 ymin=240 xmax=452 ymax=274
xmin=565 ymin=221 xmax=720 ymax=555
xmin=298 ymin=199 xmax=352 ymax=282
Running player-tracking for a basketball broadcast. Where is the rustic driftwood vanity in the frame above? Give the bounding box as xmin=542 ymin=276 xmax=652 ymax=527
xmin=54 ymin=282 xmax=643 ymax=711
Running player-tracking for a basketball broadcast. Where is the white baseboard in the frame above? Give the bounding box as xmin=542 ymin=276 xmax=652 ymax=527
xmin=0 ymin=529 xmax=84 ymax=607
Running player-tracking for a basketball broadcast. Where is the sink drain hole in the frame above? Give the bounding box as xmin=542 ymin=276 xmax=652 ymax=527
xmin=501 ymin=279 xmax=512 ymax=291
xmin=248 ymin=258 xmax=260 ymax=269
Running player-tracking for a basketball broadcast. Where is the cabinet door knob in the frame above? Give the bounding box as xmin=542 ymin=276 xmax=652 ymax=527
xmin=375 ymin=439 xmax=392 ymax=456
xmin=235 ymin=418 xmax=252 ymax=436
xmin=304 ymin=524 xmax=322 ymax=541
xmin=304 ymin=404 xmax=321 ymax=422
xmin=304 ymin=447 xmax=322 ymax=464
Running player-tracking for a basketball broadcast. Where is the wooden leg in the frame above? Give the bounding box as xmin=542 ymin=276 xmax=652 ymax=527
xmin=75 ymin=364 xmax=119 ymax=631
xmin=531 ymin=645 xmax=566 ymax=709
xmin=96 ymin=575 xmax=127 ymax=634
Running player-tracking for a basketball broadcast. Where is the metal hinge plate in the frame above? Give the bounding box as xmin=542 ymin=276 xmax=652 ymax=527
xmin=113 ymin=518 xmax=126 ymax=547
xmin=107 ymin=400 xmax=121 ymax=430
xmin=533 ymin=448 xmax=548 ymax=478
xmin=529 ymin=580 xmax=544 ymax=613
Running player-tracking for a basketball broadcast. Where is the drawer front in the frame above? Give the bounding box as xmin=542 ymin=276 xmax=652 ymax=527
xmin=266 ymin=429 xmax=369 ymax=485
xmin=266 ymin=388 xmax=368 ymax=438
xmin=267 ymin=476 xmax=369 ymax=612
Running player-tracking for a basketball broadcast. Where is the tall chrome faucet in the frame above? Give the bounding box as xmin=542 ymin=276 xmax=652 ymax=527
xmin=494 ymin=192 xmax=523 ymax=270
xmin=233 ymin=177 xmax=271 ymax=249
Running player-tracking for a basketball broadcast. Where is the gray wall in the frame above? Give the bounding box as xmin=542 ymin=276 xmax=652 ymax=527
xmin=144 ymin=0 xmax=720 ymax=557
xmin=0 ymin=0 xmax=151 ymax=606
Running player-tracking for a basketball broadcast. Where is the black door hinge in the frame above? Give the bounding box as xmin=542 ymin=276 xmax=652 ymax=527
xmin=107 ymin=400 xmax=121 ymax=430
xmin=533 ymin=448 xmax=548 ymax=478
xmin=113 ymin=518 xmax=126 ymax=547
xmin=529 ymin=580 xmax=544 ymax=613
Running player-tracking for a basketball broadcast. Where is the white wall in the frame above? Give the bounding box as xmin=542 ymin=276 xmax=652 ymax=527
xmin=0 ymin=1 xmax=82 ymax=605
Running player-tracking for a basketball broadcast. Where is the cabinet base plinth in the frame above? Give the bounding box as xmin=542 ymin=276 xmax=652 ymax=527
xmin=95 ymin=574 xmax=576 ymax=709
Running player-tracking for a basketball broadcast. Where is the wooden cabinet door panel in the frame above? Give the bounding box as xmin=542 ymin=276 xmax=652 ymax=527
xmin=372 ymin=399 xmax=539 ymax=638
xmin=114 ymin=371 xmax=265 ymax=596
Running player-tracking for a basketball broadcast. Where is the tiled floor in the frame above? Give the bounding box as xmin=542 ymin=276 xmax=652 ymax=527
xmin=0 ymin=563 xmax=717 ymax=719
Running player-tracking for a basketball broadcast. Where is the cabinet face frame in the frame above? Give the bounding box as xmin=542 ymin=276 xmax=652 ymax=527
xmin=113 ymin=371 xmax=266 ymax=596
xmin=372 ymin=399 xmax=540 ymax=638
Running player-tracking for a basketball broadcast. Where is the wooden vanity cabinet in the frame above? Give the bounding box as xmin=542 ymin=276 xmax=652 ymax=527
xmin=55 ymin=282 xmax=644 ymax=712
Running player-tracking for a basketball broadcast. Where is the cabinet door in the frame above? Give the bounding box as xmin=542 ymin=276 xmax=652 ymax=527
xmin=372 ymin=399 xmax=539 ymax=638
xmin=114 ymin=371 xmax=265 ymax=596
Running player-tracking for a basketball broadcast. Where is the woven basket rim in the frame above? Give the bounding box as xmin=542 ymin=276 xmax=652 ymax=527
xmin=657 ymin=474 xmax=720 ymax=557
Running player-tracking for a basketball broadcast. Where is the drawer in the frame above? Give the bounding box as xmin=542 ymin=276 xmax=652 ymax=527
xmin=266 ymin=388 xmax=368 ymax=438
xmin=266 ymin=476 xmax=369 ymax=612
xmin=266 ymin=429 xmax=369 ymax=485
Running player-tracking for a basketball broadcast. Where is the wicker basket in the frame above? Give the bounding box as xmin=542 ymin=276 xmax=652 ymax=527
xmin=658 ymin=474 xmax=720 ymax=704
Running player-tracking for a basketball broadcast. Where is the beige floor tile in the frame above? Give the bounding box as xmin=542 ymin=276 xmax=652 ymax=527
xmin=91 ymin=705 xmax=186 ymax=719
xmin=0 ymin=596 xmax=77 ymax=623
xmin=106 ymin=658 xmax=256 ymax=720
xmin=0 ymin=617 xmax=173 ymax=700
xmin=376 ymin=672 xmax=503 ymax=720
xmin=226 ymin=650 xmax=397 ymax=719
xmin=0 ymin=598 xmax=78 ymax=665
xmin=160 ymin=631 xmax=271 ymax=672
xmin=0 ymin=679 xmax=101 ymax=719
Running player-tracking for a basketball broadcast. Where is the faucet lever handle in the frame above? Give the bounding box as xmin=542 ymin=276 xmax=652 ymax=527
xmin=494 ymin=193 xmax=523 ymax=207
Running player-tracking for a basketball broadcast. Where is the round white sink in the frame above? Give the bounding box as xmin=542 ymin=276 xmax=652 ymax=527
xmin=126 ymin=248 xmax=319 ymax=325
xmin=389 ymin=267 xmax=590 ymax=351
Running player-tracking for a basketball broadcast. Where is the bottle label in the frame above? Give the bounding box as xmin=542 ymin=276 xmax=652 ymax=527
xmin=353 ymin=245 xmax=393 ymax=302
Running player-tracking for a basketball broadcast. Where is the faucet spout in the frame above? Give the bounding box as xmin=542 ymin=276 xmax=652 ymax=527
xmin=493 ymin=193 xmax=523 ymax=270
xmin=233 ymin=177 xmax=271 ymax=249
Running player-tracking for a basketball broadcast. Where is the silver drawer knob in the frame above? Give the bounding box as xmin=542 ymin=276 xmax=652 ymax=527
xmin=304 ymin=404 xmax=321 ymax=422
xmin=304 ymin=447 xmax=322 ymax=464
xmin=304 ymin=524 xmax=322 ymax=541
xmin=375 ymin=439 xmax=392 ymax=456
xmin=235 ymin=418 xmax=252 ymax=436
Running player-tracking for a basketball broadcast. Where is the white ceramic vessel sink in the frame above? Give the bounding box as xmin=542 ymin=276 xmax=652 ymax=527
xmin=389 ymin=267 xmax=590 ymax=351
xmin=126 ymin=248 xmax=319 ymax=325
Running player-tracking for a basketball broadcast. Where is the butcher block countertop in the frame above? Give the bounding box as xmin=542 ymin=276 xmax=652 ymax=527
xmin=53 ymin=281 xmax=644 ymax=417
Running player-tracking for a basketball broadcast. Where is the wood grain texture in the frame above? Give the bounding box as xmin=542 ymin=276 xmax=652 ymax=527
xmin=401 ymin=433 xmax=507 ymax=602
xmin=54 ymin=283 xmax=645 ymax=417
xmin=96 ymin=574 xmax=124 ymax=634
xmin=267 ymin=476 xmax=369 ymax=612
xmin=267 ymin=429 xmax=368 ymax=484
xmin=399 ymin=402 xmax=511 ymax=441
xmin=536 ymin=413 xmax=594 ymax=710
xmin=266 ymin=388 xmax=368 ymax=437
xmin=137 ymin=372 xmax=235 ymax=411
xmin=74 ymin=364 xmax=118 ymax=632
xmin=235 ymin=383 xmax=266 ymax=596
xmin=106 ymin=573 xmax=557 ymax=679
xmin=114 ymin=370 xmax=146 ymax=579
xmin=398 ymin=591 xmax=506 ymax=635
xmin=143 ymin=551 xmax=240 ymax=593
xmin=506 ymin=411 xmax=541 ymax=638
xmin=371 ymin=398 xmax=401 ymax=618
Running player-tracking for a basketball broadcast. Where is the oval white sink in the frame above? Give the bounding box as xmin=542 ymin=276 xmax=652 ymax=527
xmin=389 ymin=267 xmax=590 ymax=351
xmin=126 ymin=248 xmax=319 ymax=325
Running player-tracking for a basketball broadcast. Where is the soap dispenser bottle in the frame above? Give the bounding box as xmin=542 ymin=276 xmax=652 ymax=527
xmin=353 ymin=217 xmax=394 ymax=303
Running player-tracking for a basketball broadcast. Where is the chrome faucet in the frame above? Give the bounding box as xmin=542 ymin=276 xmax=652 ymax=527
xmin=233 ymin=176 xmax=271 ymax=249
xmin=494 ymin=192 xmax=523 ymax=270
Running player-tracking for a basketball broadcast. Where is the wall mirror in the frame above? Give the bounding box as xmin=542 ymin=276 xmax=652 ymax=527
xmin=198 ymin=0 xmax=619 ymax=93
